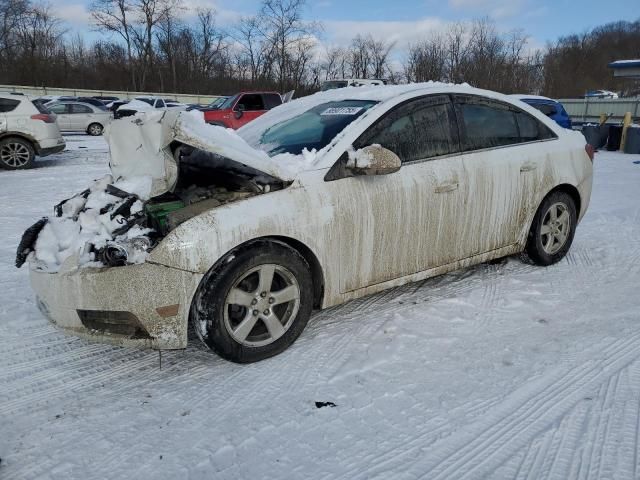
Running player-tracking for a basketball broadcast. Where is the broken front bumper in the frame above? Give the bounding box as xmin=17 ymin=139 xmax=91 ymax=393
xmin=30 ymin=261 xmax=202 ymax=350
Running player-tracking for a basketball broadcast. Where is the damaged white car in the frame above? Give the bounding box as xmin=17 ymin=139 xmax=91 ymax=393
xmin=18 ymin=83 xmax=594 ymax=363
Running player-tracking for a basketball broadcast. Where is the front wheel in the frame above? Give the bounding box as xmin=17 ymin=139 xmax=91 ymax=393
xmin=523 ymin=191 xmax=577 ymax=266
xmin=191 ymin=240 xmax=314 ymax=363
xmin=87 ymin=123 xmax=104 ymax=136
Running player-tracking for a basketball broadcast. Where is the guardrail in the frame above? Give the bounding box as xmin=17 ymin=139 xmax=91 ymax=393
xmin=559 ymin=98 xmax=640 ymax=124
xmin=0 ymin=84 xmax=220 ymax=104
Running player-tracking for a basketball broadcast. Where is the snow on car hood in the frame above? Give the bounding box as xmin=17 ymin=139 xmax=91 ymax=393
xmin=105 ymin=110 xmax=302 ymax=197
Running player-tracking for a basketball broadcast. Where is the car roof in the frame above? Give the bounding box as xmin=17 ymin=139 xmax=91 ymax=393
xmin=0 ymin=92 xmax=26 ymax=100
xmin=239 ymin=82 xmax=565 ymax=144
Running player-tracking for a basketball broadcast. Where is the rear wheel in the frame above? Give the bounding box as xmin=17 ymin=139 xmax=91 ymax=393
xmin=191 ymin=240 xmax=314 ymax=363
xmin=523 ymin=191 xmax=577 ymax=266
xmin=87 ymin=123 xmax=103 ymax=136
xmin=0 ymin=137 xmax=35 ymax=170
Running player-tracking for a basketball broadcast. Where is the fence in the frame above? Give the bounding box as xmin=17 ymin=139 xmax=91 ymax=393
xmin=0 ymin=84 xmax=221 ymax=104
xmin=559 ymin=98 xmax=640 ymax=124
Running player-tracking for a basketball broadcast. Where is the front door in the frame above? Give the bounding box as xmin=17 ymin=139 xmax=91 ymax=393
xmin=329 ymin=95 xmax=469 ymax=293
xmin=232 ymin=94 xmax=266 ymax=128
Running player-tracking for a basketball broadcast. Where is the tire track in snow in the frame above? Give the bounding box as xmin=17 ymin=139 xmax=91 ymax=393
xmin=415 ymin=335 xmax=640 ymax=480
xmin=338 ymin=332 xmax=640 ymax=480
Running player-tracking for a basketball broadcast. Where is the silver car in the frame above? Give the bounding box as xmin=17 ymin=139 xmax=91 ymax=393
xmin=47 ymin=101 xmax=113 ymax=136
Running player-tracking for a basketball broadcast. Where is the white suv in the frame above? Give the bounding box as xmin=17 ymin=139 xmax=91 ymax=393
xmin=0 ymin=93 xmax=65 ymax=170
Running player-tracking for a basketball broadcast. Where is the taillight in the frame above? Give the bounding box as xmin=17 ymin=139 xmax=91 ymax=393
xmin=31 ymin=113 xmax=55 ymax=124
xmin=585 ymin=144 xmax=595 ymax=162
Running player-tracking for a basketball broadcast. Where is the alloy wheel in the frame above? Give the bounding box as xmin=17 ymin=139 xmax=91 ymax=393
xmin=540 ymin=202 xmax=571 ymax=255
xmin=1 ymin=142 xmax=30 ymax=168
xmin=223 ymin=264 xmax=301 ymax=347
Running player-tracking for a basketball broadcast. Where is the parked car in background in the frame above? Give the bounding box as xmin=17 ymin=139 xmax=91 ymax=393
xmin=134 ymin=96 xmax=168 ymax=108
xmin=0 ymin=92 xmax=65 ymax=169
xmin=585 ymin=90 xmax=619 ymax=99
xmin=47 ymin=96 xmax=109 ymax=110
xmin=203 ymin=92 xmax=282 ymax=129
xmin=92 ymin=96 xmax=120 ymax=103
xmin=47 ymin=101 xmax=113 ymax=135
xmin=511 ymin=95 xmax=573 ymax=129
xmin=321 ymin=78 xmax=387 ymax=91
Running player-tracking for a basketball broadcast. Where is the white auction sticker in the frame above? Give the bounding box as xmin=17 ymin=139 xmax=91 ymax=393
xmin=320 ymin=107 xmax=363 ymax=116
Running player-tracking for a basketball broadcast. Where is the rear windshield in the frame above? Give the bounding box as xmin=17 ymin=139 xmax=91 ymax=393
xmin=258 ymin=100 xmax=377 ymax=156
xmin=32 ymin=100 xmax=52 ymax=114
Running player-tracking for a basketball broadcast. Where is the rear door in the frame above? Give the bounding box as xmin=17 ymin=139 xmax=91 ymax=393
xmin=452 ymin=94 xmax=555 ymax=256
xmin=0 ymin=97 xmax=20 ymax=134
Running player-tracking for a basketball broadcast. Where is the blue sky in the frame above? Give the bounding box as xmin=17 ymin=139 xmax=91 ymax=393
xmin=57 ymin=0 xmax=640 ymax=52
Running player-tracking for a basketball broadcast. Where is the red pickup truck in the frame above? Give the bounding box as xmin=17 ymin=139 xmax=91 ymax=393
xmin=203 ymin=92 xmax=282 ymax=129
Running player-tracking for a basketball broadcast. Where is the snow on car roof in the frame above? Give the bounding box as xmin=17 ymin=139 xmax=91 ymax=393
xmin=510 ymin=94 xmax=558 ymax=102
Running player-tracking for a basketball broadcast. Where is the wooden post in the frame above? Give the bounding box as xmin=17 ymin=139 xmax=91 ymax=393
xmin=620 ymin=112 xmax=632 ymax=152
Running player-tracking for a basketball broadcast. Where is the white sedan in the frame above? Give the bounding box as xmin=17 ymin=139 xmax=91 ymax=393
xmin=24 ymin=83 xmax=593 ymax=362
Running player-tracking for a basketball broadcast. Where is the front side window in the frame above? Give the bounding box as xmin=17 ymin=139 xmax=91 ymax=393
xmin=258 ymin=100 xmax=377 ymax=156
xmin=0 ymin=98 xmax=20 ymax=113
xmin=71 ymin=104 xmax=92 ymax=114
xmin=237 ymin=94 xmax=264 ymax=111
xmin=356 ymin=96 xmax=457 ymax=163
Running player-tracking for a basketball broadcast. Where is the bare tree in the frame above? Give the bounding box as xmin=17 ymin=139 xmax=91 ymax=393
xmin=90 ymin=0 xmax=137 ymax=88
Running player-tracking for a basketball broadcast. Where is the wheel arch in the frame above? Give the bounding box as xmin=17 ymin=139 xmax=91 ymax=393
xmin=0 ymin=132 xmax=39 ymax=153
xmin=543 ymin=183 xmax=582 ymax=219
xmin=191 ymin=235 xmax=326 ymax=312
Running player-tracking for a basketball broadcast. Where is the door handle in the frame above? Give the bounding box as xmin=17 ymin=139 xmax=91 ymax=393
xmin=520 ymin=162 xmax=537 ymax=173
xmin=434 ymin=182 xmax=459 ymax=193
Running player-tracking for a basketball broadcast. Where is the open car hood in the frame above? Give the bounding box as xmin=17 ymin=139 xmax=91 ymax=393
xmin=105 ymin=110 xmax=292 ymax=196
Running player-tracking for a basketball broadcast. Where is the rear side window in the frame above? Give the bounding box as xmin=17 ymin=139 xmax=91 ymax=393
xmin=458 ymin=103 xmax=519 ymax=150
xmin=263 ymin=94 xmax=282 ymax=110
xmin=156 ymin=99 xmax=165 ymax=108
xmin=0 ymin=98 xmax=20 ymax=113
xmin=357 ymin=96 xmax=458 ymax=163
xmin=237 ymin=94 xmax=264 ymax=111
xmin=515 ymin=111 xmax=556 ymax=142
xmin=49 ymin=103 xmax=68 ymax=114
xmin=71 ymin=104 xmax=92 ymax=114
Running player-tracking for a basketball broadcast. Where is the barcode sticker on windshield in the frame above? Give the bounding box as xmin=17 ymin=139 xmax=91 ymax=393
xmin=320 ymin=107 xmax=363 ymax=116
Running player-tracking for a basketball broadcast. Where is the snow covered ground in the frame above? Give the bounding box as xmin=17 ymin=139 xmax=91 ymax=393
xmin=1 ymin=135 xmax=640 ymax=479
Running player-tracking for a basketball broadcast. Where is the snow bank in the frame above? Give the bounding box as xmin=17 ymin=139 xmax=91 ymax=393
xmin=29 ymin=175 xmax=154 ymax=272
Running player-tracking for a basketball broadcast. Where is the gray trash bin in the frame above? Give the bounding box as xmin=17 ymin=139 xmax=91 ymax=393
xmin=624 ymin=126 xmax=640 ymax=154
xmin=581 ymin=124 xmax=609 ymax=149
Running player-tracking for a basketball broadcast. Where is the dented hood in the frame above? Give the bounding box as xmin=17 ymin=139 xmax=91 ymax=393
xmin=105 ymin=110 xmax=292 ymax=196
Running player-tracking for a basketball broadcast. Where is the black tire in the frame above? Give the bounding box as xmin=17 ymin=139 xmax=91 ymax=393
xmin=0 ymin=137 xmax=35 ymax=170
xmin=87 ymin=123 xmax=104 ymax=136
xmin=523 ymin=191 xmax=577 ymax=266
xmin=191 ymin=240 xmax=314 ymax=363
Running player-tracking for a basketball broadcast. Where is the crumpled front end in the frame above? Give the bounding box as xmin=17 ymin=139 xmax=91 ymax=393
xmin=31 ymin=259 xmax=202 ymax=349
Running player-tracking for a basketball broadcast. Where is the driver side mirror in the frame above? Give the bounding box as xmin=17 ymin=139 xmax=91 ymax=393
xmin=234 ymin=104 xmax=245 ymax=119
xmin=346 ymin=145 xmax=402 ymax=176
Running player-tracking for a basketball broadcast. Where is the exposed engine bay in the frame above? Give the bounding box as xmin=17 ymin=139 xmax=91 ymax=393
xmin=16 ymin=145 xmax=287 ymax=270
